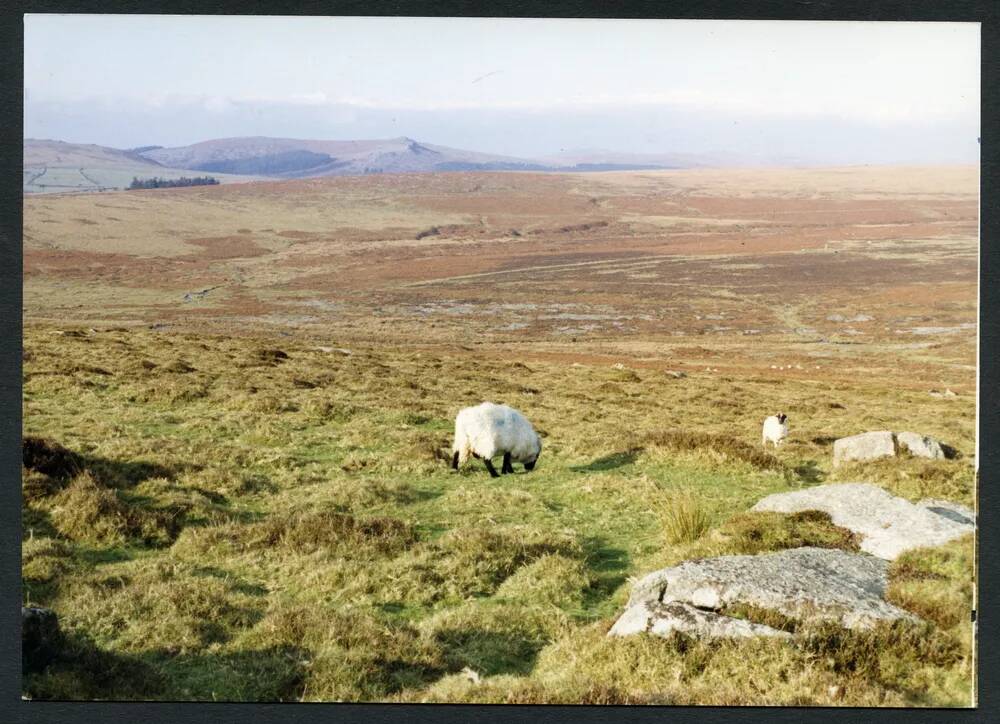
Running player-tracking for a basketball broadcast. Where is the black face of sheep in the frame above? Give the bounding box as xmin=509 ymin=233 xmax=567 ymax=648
xmin=523 ymin=456 xmax=538 ymax=471
xmin=778 ymin=413 xmax=788 ymax=424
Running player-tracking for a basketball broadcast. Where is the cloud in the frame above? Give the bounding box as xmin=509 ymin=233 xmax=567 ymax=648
xmin=231 ymin=80 xmax=975 ymax=126
xmin=42 ymin=87 xmax=970 ymax=128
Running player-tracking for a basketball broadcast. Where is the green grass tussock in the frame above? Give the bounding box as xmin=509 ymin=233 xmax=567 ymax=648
xmin=173 ymin=509 xmax=417 ymax=557
xmin=420 ymin=601 xmax=570 ymax=676
xmin=426 ymin=525 xmax=584 ymax=597
xmin=49 ymin=472 xmax=185 ymax=546
xmin=22 ymin=536 xmax=74 ymax=593
xmin=60 ymin=560 xmax=265 ymax=655
xmin=644 ymin=430 xmax=783 ymax=471
xmin=242 ymin=604 xmax=446 ymax=701
xmin=343 ymin=524 xmax=586 ymax=607
xmin=495 ymin=554 xmax=592 ymax=610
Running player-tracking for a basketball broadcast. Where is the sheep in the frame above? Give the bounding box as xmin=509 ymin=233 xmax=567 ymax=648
xmin=762 ymin=413 xmax=789 ymax=449
xmin=451 ymin=402 xmax=542 ymax=478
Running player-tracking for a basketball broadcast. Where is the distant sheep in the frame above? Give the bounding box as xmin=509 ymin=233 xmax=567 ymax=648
xmin=451 ymin=402 xmax=542 ymax=478
xmin=762 ymin=413 xmax=789 ymax=449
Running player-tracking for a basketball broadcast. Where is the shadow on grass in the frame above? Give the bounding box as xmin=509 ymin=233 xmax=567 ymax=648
xmin=190 ymin=566 xmax=270 ymax=597
xmin=23 ymin=628 xmax=309 ymax=701
xmin=23 ymin=435 xmax=190 ymax=489
xmin=580 ymin=536 xmax=631 ymax=614
xmin=23 ymin=629 xmax=167 ymax=701
xmin=22 ymin=504 xmax=59 ymax=538
xmin=793 ymin=460 xmax=827 ymax=485
xmin=74 ymin=545 xmax=134 ymax=567
xmin=434 ymin=630 xmax=544 ymax=677
xmin=570 ymin=448 xmax=643 ymax=473
xmin=155 ymin=645 xmax=309 ymax=701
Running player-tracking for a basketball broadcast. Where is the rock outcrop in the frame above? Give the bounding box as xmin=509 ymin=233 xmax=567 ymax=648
xmin=752 ymin=483 xmax=975 ymax=560
xmin=832 ymin=431 xmax=954 ymax=466
xmin=832 ymin=431 xmax=896 ymax=466
xmin=896 ymin=431 xmax=947 ymax=460
xmin=609 ymin=547 xmax=913 ymax=640
xmin=610 ymin=600 xmax=792 ymax=639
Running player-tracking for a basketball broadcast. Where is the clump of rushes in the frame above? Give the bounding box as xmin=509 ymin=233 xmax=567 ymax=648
xmin=659 ymin=491 xmax=712 ymax=544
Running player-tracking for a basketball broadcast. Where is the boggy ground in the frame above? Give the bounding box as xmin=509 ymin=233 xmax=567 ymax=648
xmin=21 ymin=166 xmax=977 ymax=704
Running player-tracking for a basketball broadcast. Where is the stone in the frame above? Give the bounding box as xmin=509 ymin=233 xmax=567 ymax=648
xmin=22 ymin=606 xmax=61 ymax=673
xmin=896 ymin=431 xmax=946 ymax=460
xmin=832 ymin=431 xmax=896 ymax=467
xmin=752 ymin=483 xmax=975 ymax=560
xmin=609 ymin=600 xmax=791 ymax=640
xmin=610 ymin=547 xmax=912 ymax=641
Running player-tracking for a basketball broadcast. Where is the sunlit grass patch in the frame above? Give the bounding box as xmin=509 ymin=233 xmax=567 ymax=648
xmin=644 ymin=430 xmax=784 ymax=472
xmin=58 ymin=559 xmax=266 ymax=655
xmin=829 ymin=456 xmax=975 ymax=507
xmin=887 ymin=535 xmax=974 ymax=629
xmin=172 ymin=509 xmax=417 ymax=558
xmin=495 ymin=554 xmax=592 ymax=610
xmin=718 ymin=510 xmax=861 ymax=555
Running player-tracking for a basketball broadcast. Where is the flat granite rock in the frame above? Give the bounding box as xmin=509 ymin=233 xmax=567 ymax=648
xmin=609 ymin=600 xmax=792 ymax=639
xmin=610 ymin=547 xmax=913 ymax=640
xmin=752 ymin=483 xmax=974 ymax=560
xmin=833 ymin=431 xmax=897 ymax=467
xmin=896 ymin=431 xmax=947 ymax=460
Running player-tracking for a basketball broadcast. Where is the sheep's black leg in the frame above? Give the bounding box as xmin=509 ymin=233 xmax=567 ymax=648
xmin=452 ymin=451 xmax=460 ymax=470
xmin=483 ymin=459 xmax=500 ymax=478
xmin=502 ymin=452 xmax=513 ymax=474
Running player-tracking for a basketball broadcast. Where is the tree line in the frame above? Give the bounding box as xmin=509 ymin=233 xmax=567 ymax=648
xmin=128 ymin=176 xmax=220 ymax=190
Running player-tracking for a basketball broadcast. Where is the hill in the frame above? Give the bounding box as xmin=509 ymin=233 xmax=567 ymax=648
xmin=138 ymin=136 xmax=560 ymax=177
xmin=23 ymin=139 xmax=258 ymax=194
xmin=25 ymin=136 xmax=749 ymax=192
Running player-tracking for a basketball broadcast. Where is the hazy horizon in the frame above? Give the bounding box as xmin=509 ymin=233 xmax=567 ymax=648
xmin=24 ymin=16 xmax=980 ymax=165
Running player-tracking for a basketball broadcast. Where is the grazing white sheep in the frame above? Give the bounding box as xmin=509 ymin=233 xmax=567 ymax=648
xmin=451 ymin=402 xmax=542 ymax=478
xmin=762 ymin=413 xmax=789 ymax=449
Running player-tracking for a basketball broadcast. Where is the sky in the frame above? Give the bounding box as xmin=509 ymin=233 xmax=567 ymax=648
xmin=24 ymin=15 xmax=981 ymax=165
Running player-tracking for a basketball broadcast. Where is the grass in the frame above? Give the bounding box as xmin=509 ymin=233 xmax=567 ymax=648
xmin=658 ymin=492 xmax=713 ymax=545
xmin=21 ymin=323 xmax=976 ymax=704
